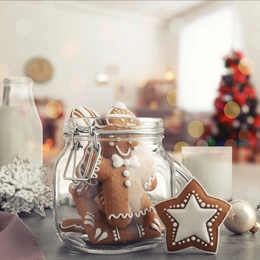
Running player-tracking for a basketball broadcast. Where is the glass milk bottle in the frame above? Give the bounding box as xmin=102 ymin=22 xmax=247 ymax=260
xmin=0 ymin=77 xmax=43 ymax=167
xmin=53 ymin=116 xmax=192 ymax=254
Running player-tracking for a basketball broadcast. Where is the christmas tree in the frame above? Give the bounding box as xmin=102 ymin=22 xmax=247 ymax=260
xmin=203 ymin=51 xmax=260 ymax=152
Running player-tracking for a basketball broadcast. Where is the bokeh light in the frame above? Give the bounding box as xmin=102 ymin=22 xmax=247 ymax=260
xmin=149 ymin=101 xmax=158 ymax=110
xmin=238 ymin=129 xmax=251 ymax=142
xmin=138 ymin=80 xmax=148 ymax=89
xmin=173 ymin=141 xmax=189 ymax=154
xmin=45 ymin=101 xmax=62 ymax=119
xmin=225 ymin=139 xmax=237 ymax=150
xmin=95 ymin=73 xmax=110 ymax=84
xmin=188 ymin=120 xmax=204 ymax=138
xmin=164 ymin=69 xmax=175 ymax=81
xmin=59 ymin=38 xmax=81 ymax=60
xmin=15 ymin=18 xmax=32 ymax=36
xmin=166 ymin=89 xmax=178 ymax=107
xmin=43 ymin=138 xmax=54 ymax=152
xmin=224 ymin=101 xmax=240 ymax=119
xmin=0 ymin=63 xmax=10 ymax=80
xmin=208 ymin=138 xmax=216 ymax=146
xmin=241 ymin=104 xmax=249 ymax=114
xmin=39 ymin=1 xmax=56 ymax=16
xmin=247 ymin=116 xmax=254 ymax=124
xmin=196 ymin=139 xmax=208 ymax=146
xmin=169 ymin=18 xmax=185 ymax=35
xmin=239 ymin=58 xmax=254 ymax=75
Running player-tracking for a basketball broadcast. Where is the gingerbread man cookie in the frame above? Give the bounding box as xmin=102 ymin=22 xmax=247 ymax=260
xmin=61 ymin=102 xmax=162 ymax=245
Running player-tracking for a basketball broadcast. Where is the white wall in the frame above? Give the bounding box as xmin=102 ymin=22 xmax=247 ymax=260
xmin=1 ymin=1 xmax=260 ymax=117
xmin=236 ymin=1 xmax=260 ymax=101
xmin=168 ymin=1 xmax=260 ymax=110
xmin=0 ymin=1 xmax=171 ymax=116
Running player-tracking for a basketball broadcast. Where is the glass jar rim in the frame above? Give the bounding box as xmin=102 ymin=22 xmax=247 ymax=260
xmin=63 ymin=117 xmax=164 ymax=136
xmin=3 ymin=77 xmax=33 ymax=85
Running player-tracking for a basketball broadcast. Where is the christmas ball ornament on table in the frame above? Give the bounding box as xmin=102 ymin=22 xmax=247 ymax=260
xmin=224 ymin=199 xmax=260 ymax=234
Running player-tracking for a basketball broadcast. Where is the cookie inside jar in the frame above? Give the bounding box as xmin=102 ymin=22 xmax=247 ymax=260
xmin=54 ymin=102 xmax=191 ymax=254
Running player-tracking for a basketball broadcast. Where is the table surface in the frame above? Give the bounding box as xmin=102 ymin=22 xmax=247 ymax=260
xmin=21 ymin=163 xmax=260 ymax=260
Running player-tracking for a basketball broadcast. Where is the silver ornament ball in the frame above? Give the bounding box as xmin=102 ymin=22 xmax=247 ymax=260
xmin=224 ymin=199 xmax=256 ymax=234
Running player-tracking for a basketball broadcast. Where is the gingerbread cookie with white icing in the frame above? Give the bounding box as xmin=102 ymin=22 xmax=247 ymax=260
xmin=155 ymin=178 xmax=231 ymax=254
xmin=62 ymin=102 xmax=162 ymax=245
xmin=70 ymin=105 xmax=102 ymax=127
xmin=67 ymin=174 xmax=161 ymax=245
xmin=93 ymin=102 xmax=161 ymax=231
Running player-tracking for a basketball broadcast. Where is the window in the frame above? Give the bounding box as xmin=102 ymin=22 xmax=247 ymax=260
xmin=178 ymin=4 xmax=242 ymax=112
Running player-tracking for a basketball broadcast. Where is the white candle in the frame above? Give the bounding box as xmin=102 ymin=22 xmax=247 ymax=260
xmin=182 ymin=146 xmax=232 ymax=201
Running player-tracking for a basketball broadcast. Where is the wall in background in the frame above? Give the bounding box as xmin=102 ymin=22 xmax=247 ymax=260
xmin=0 ymin=1 xmax=171 ymax=116
xmin=1 ymin=1 xmax=260 ymax=118
xmin=170 ymin=1 xmax=260 ymax=108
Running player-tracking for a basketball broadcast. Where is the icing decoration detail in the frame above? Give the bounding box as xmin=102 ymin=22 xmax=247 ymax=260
xmin=167 ymin=195 xmax=217 ymax=243
xmin=108 ymin=206 xmax=154 ymax=221
xmin=122 ymin=170 xmax=130 ymax=177
xmin=144 ymin=173 xmax=156 ymax=190
xmin=124 ymin=180 xmax=131 ymax=187
xmin=84 ymin=220 xmax=95 ymax=227
xmin=97 ymin=232 xmax=108 ymax=242
xmin=134 ymin=206 xmax=154 ymax=218
xmin=70 ymin=106 xmax=101 ymax=126
xmin=109 ymin=212 xmax=133 ymax=220
xmin=94 ymin=228 xmax=109 ymax=242
xmin=112 ymin=154 xmax=140 ymax=168
xmin=60 ymin=222 xmax=85 ymax=231
xmin=106 ymin=102 xmax=135 ymax=118
xmin=112 ymin=228 xmax=121 ymax=241
xmin=84 ymin=213 xmax=95 ymax=227
xmin=114 ymin=101 xmax=127 ymax=109
xmin=136 ymin=224 xmax=145 ymax=238
xmin=151 ymin=218 xmax=161 ymax=233
xmin=115 ymin=146 xmax=132 ymax=157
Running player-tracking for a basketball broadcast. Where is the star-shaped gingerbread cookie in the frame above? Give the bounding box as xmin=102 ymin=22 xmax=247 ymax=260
xmin=155 ymin=178 xmax=231 ymax=254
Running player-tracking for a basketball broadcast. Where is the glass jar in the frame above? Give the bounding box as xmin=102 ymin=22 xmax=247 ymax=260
xmin=0 ymin=77 xmax=42 ymax=167
xmin=53 ymin=116 xmax=192 ymax=254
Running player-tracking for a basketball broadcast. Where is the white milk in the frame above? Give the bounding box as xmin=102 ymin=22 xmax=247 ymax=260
xmin=182 ymin=146 xmax=232 ymax=201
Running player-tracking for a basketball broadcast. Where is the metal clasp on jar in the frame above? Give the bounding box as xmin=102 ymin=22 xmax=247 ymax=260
xmin=63 ymin=125 xmax=101 ymax=185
